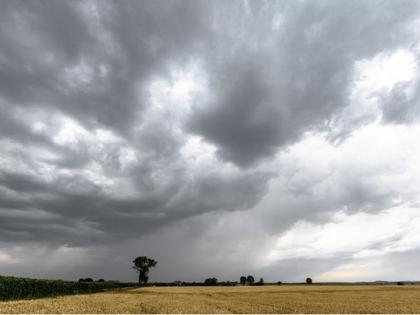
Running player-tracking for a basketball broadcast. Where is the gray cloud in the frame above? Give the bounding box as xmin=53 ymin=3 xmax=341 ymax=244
xmin=0 ymin=0 xmax=420 ymax=282
xmin=381 ymin=79 xmax=420 ymax=124
xmin=188 ymin=0 xmax=419 ymax=167
xmin=0 ymin=0 xmax=209 ymax=135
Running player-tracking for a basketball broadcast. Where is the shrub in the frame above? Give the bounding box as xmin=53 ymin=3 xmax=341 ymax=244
xmin=255 ymin=278 xmax=264 ymax=286
xmin=204 ymin=278 xmax=218 ymax=286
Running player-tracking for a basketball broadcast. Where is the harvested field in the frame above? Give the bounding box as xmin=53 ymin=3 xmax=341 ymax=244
xmin=1 ymin=285 xmax=420 ymax=313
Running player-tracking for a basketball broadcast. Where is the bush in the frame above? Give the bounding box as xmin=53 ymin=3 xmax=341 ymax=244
xmin=255 ymin=278 xmax=264 ymax=286
xmin=204 ymin=278 xmax=218 ymax=286
xmin=0 ymin=275 xmax=137 ymax=301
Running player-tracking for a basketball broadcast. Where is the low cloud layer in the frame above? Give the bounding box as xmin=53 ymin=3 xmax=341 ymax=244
xmin=1 ymin=0 xmax=420 ymax=282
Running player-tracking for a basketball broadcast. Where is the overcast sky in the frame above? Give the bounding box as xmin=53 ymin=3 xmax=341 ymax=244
xmin=1 ymin=0 xmax=420 ymax=283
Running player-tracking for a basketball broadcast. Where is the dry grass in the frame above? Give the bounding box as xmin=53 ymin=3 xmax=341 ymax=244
xmin=1 ymin=285 xmax=420 ymax=313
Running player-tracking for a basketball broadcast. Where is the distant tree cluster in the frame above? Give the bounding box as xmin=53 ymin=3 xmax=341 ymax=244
xmin=130 ymin=256 xmax=314 ymax=287
xmin=78 ymin=278 xmax=93 ymax=282
xmin=204 ymin=277 xmax=218 ymax=285
xmin=78 ymin=278 xmax=106 ymax=282
xmin=240 ymin=275 xmax=262 ymax=285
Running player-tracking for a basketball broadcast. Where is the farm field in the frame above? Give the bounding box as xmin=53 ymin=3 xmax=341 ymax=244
xmin=1 ymin=285 xmax=420 ymax=313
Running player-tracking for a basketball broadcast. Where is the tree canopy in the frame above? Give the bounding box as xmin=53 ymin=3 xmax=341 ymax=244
xmin=132 ymin=256 xmax=157 ymax=285
xmin=204 ymin=277 xmax=218 ymax=285
xmin=247 ymin=275 xmax=255 ymax=285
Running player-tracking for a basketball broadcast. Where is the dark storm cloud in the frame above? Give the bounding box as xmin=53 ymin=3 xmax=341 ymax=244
xmin=0 ymin=0 xmax=209 ymax=135
xmin=1 ymin=0 xmax=420 ymax=281
xmin=0 ymin=164 xmax=269 ymax=245
xmin=0 ymin=0 xmax=226 ymax=245
xmin=188 ymin=0 xmax=420 ymax=167
xmin=189 ymin=60 xmax=279 ymax=167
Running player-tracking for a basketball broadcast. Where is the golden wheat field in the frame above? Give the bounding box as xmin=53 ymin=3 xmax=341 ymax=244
xmin=1 ymin=285 xmax=420 ymax=313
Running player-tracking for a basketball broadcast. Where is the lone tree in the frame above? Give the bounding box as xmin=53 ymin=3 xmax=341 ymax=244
xmin=306 ymin=277 xmax=313 ymax=284
xmin=247 ymin=275 xmax=255 ymax=285
xmin=240 ymin=276 xmax=247 ymax=285
xmin=132 ymin=256 xmax=157 ymax=285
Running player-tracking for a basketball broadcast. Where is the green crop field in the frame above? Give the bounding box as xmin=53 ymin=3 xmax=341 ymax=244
xmin=0 ymin=275 xmax=137 ymax=301
xmin=1 ymin=285 xmax=420 ymax=313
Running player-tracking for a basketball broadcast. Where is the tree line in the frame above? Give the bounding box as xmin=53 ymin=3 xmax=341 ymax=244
xmin=132 ymin=256 xmax=314 ymax=286
xmin=0 ymin=255 xmax=313 ymax=301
